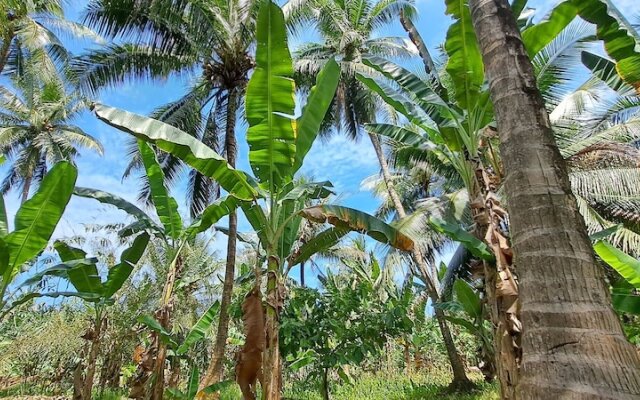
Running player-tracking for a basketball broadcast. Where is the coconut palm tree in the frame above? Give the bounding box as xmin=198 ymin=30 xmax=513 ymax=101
xmin=285 ymin=0 xmax=473 ymax=388
xmin=0 ymin=0 xmax=99 ymax=78
xmin=0 ymin=68 xmax=102 ymax=203
xmin=468 ymin=0 xmax=640 ymax=397
xmin=77 ymin=1 xmax=258 ymax=391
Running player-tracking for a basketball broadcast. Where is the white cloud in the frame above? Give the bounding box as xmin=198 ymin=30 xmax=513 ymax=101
xmin=300 ymin=134 xmax=379 ymax=194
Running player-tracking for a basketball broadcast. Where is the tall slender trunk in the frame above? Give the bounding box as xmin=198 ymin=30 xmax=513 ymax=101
xmin=367 ymin=132 xmax=472 ymax=389
xmin=321 ymin=368 xmax=329 ymax=400
xmin=469 ymin=0 xmax=640 ymax=398
xmin=82 ymin=316 xmax=104 ymax=400
xmin=299 ymin=261 xmax=305 ymax=287
xmin=199 ymin=88 xmax=241 ymax=398
xmin=20 ymin=173 xmax=32 ymax=203
xmin=0 ymin=31 xmax=14 ymax=76
xmin=262 ymin=255 xmax=281 ymax=400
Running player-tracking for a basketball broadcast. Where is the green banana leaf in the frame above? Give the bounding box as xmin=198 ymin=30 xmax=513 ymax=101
xmin=184 ymin=195 xmax=240 ymax=238
xmin=186 ymin=367 xmax=200 ymax=400
xmin=611 ymin=280 xmax=640 ymax=315
xmin=246 ymin=0 xmax=296 ymax=189
xmin=576 ymin=0 xmax=640 ymax=88
xmin=454 ymin=279 xmax=482 ymax=319
xmin=594 ymin=240 xmax=640 ymax=288
xmin=444 ymin=0 xmax=484 ymax=110
xmin=279 ymin=181 xmax=334 ymax=203
xmin=91 ymin=103 xmax=256 ymax=200
xmin=428 ymin=217 xmax=494 ymax=261
xmin=293 ymin=59 xmax=340 ymax=173
xmin=54 ymin=241 xmax=87 ymax=262
xmin=73 ymin=187 xmax=159 ymax=233
xmin=4 ymin=162 xmax=77 ymax=276
xmin=103 ymin=232 xmax=150 ymax=298
xmin=66 ymin=262 xmax=103 ymax=295
xmin=288 ymin=227 xmax=350 ymax=266
xmin=521 ymin=1 xmax=579 ymax=58
xmin=241 ymin=202 xmax=272 ymax=247
xmin=138 ymin=141 xmax=183 ymax=239
xmin=19 ymin=259 xmax=98 ymax=288
xmin=444 ymin=315 xmax=478 ymax=335
xmin=137 ymin=314 xmax=178 ymax=347
xmin=299 ymin=205 xmax=414 ymax=251
xmin=177 ymin=301 xmax=220 ymax=355
xmin=511 ymin=0 xmax=529 ymax=19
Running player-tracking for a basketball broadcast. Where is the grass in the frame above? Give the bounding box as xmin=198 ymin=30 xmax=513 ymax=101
xmin=0 ymin=371 xmax=498 ymax=400
xmin=219 ymin=370 xmax=499 ymax=400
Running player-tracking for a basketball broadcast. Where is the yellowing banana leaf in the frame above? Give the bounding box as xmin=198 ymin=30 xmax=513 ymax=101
xmin=299 ymin=205 xmax=414 ymax=251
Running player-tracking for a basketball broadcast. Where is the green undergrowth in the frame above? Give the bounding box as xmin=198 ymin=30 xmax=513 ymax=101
xmin=220 ymin=370 xmax=498 ymax=400
xmin=0 ymin=371 xmax=498 ymax=400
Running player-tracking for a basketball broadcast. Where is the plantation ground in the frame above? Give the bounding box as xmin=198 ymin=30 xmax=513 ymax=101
xmin=1 ymin=372 xmax=498 ymax=400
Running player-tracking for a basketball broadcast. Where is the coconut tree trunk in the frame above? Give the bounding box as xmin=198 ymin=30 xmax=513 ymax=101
xmin=0 ymin=30 xmax=14 ymax=76
xmin=20 ymin=173 xmax=32 ymax=204
xmin=469 ymin=0 xmax=640 ymax=398
xmin=262 ymin=254 xmax=281 ymax=400
xmin=367 ymin=132 xmax=472 ymax=389
xmin=199 ymin=88 xmax=241 ymax=398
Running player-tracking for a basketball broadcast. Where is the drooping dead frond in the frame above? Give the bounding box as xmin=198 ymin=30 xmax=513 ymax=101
xmin=235 ymin=287 xmax=265 ymax=400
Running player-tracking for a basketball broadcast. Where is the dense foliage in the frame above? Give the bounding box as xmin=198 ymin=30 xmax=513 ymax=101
xmin=1 ymin=0 xmax=640 ymax=399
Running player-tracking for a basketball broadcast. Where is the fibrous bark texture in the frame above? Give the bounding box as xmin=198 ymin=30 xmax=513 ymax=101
xmin=468 ymin=0 xmax=640 ymax=398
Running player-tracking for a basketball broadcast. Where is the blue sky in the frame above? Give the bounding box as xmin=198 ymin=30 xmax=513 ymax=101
xmin=2 ymin=0 xmax=638 ymax=287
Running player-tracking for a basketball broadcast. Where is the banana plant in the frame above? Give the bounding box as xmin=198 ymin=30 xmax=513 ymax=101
xmin=355 ymin=2 xmax=612 ymax=393
xmin=74 ymin=139 xmax=240 ymax=399
xmin=38 ymin=234 xmax=148 ymax=400
xmin=89 ymin=2 xmax=413 ymax=399
xmin=594 ymin=240 xmax=640 ymax=315
xmin=0 ymin=161 xmax=77 ymax=321
xmin=439 ymin=279 xmax=495 ymax=381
